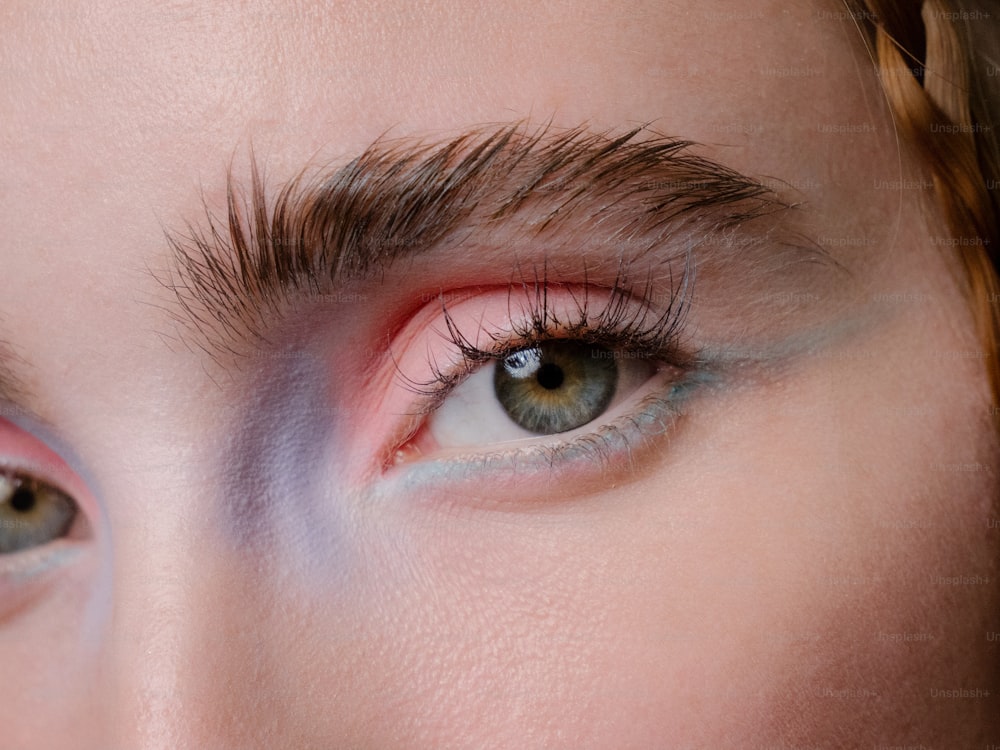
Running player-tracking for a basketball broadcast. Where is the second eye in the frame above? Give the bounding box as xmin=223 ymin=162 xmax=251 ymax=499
xmin=0 ymin=472 xmax=79 ymax=555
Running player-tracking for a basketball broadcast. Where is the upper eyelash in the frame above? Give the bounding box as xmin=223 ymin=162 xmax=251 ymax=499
xmin=394 ymin=262 xmax=699 ymax=416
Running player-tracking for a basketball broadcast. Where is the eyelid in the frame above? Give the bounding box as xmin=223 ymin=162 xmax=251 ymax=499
xmin=366 ymin=282 xmax=697 ymax=479
xmin=380 ymin=390 xmax=692 ymax=511
xmin=393 ymin=281 xmax=690 ymax=397
xmin=0 ymin=417 xmax=96 ymax=539
xmin=0 ymin=417 xmax=96 ymax=618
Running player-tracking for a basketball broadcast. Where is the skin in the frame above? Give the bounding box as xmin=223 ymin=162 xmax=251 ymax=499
xmin=0 ymin=0 xmax=998 ymax=747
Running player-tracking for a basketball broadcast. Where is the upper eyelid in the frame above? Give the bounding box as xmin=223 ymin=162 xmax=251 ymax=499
xmin=392 ymin=281 xmax=696 ymax=417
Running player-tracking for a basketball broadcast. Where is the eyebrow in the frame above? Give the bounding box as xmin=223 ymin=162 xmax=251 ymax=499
xmin=0 ymin=337 xmax=46 ymax=430
xmin=160 ymin=122 xmax=825 ymax=360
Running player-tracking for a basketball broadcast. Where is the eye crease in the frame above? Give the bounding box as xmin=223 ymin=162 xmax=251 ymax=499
xmin=0 ymin=471 xmax=78 ymax=555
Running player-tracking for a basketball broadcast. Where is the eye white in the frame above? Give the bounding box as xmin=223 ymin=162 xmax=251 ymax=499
xmin=427 ymin=362 xmax=537 ymax=447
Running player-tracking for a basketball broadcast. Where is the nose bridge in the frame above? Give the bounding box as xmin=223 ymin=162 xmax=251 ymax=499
xmin=98 ymin=507 xmax=283 ymax=750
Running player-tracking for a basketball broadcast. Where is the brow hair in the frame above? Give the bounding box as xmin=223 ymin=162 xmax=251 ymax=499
xmin=160 ymin=122 xmax=801 ymax=360
xmin=0 ymin=334 xmax=46 ymax=430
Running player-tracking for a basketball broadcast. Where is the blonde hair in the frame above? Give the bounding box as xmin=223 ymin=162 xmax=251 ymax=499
xmin=847 ymin=0 xmax=1000 ymax=400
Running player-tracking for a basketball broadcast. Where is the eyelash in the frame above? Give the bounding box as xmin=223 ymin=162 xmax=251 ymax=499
xmin=398 ymin=271 xmax=698 ymax=420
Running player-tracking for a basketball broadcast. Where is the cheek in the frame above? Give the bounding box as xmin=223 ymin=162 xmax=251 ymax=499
xmin=212 ymin=292 xmax=999 ymax=747
xmin=619 ymin=315 xmax=1000 ymax=742
xmin=293 ymin=324 xmax=999 ymax=746
xmin=0 ymin=557 xmax=102 ymax=746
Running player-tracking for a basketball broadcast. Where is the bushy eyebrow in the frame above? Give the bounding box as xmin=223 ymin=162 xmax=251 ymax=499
xmin=159 ymin=122 xmax=817 ymax=360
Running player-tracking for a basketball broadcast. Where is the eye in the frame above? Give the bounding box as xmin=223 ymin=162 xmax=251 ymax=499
xmin=0 ymin=471 xmax=79 ymax=555
xmin=382 ymin=279 xmax=699 ymax=473
xmin=403 ymin=339 xmax=666 ymax=453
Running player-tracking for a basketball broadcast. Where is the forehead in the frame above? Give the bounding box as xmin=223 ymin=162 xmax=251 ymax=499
xmin=0 ymin=0 xmax=894 ymax=271
xmin=0 ymin=0 xmax=876 ymax=163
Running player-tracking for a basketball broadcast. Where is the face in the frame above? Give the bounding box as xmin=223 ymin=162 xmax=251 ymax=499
xmin=1 ymin=0 xmax=998 ymax=746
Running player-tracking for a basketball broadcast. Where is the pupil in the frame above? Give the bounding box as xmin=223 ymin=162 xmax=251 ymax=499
xmin=536 ymin=362 xmax=565 ymax=390
xmin=10 ymin=487 xmax=36 ymax=513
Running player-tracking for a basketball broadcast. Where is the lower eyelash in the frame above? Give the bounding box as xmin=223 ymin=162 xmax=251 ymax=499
xmin=390 ymin=377 xmax=703 ymax=494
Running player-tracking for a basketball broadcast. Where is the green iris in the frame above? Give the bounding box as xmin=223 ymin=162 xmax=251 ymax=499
xmin=0 ymin=474 xmax=77 ymax=554
xmin=494 ymin=341 xmax=618 ymax=434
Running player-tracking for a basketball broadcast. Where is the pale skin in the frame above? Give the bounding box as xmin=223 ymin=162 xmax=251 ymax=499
xmin=0 ymin=0 xmax=998 ymax=747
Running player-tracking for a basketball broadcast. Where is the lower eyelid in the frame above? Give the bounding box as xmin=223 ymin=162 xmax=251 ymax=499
xmin=0 ymin=539 xmax=83 ymax=581
xmin=381 ymin=372 xmax=701 ymax=503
